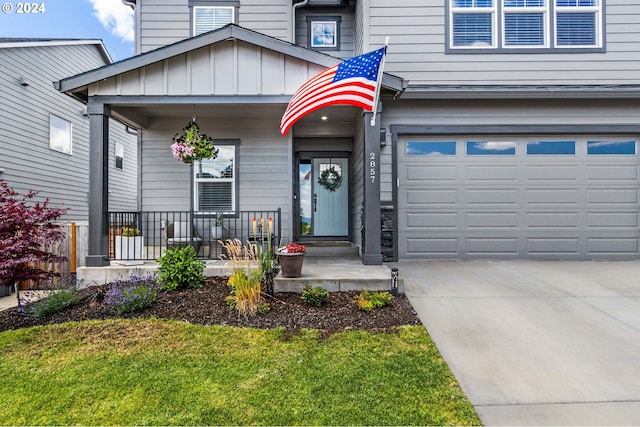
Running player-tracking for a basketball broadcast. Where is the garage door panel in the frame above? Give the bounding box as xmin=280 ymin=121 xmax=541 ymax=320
xmin=406 ymin=165 xmax=456 ymax=182
xmin=526 ymin=165 xmax=579 ymax=182
xmin=466 ymin=165 xmax=518 ymax=182
xmin=587 ymin=212 xmax=639 ymax=228
xmin=466 ymin=212 xmax=519 ymax=228
xmin=588 ymin=238 xmax=639 ymax=254
xmin=527 ymin=212 xmax=579 ymax=228
xmin=466 ymin=188 xmax=518 ymax=205
xmin=406 ymin=238 xmax=458 ymax=256
xmin=406 ymin=212 xmax=458 ymax=228
xmin=406 ymin=189 xmax=457 ymax=206
xmin=398 ymin=137 xmax=639 ymax=260
xmin=587 ymin=165 xmax=638 ymax=181
xmin=526 ymin=189 xmax=579 ymax=205
xmin=467 ymin=238 xmax=519 ymax=255
xmin=526 ymin=238 xmax=579 ymax=254
xmin=587 ymin=189 xmax=638 ymax=205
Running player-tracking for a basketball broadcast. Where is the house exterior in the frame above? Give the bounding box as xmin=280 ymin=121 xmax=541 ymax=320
xmin=0 ymin=39 xmax=139 ymax=222
xmin=58 ymin=0 xmax=640 ymax=266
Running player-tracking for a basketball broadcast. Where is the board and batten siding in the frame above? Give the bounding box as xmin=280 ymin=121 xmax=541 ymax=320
xmin=139 ymin=115 xmax=292 ymax=242
xmin=91 ymin=40 xmax=327 ymax=97
xmin=139 ymin=0 xmax=291 ymax=54
xmin=0 ymin=43 xmax=137 ymax=221
xmin=369 ymin=0 xmax=640 ymax=85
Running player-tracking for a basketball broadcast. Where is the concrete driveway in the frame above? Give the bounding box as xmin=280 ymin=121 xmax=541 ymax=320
xmin=394 ymin=260 xmax=640 ymax=426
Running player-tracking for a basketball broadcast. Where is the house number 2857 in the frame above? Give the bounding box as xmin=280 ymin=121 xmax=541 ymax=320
xmin=369 ymin=152 xmax=376 ymax=184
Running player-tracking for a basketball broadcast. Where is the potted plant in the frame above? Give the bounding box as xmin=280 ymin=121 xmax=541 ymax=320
xmin=277 ymin=242 xmax=307 ymax=278
xmin=170 ymin=120 xmax=218 ymax=164
xmin=115 ymin=226 xmax=144 ymax=265
xmin=211 ymin=212 xmax=225 ymax=240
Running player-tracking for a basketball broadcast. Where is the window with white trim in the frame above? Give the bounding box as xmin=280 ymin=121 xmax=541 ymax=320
xmin=49 ymin=114 xmax=72 ymax=155
xmin=449 ymin=0 xmax=602 ymax=51
xmin=307 ymin=16 xmax=342 ymax=51
xmin=193 ymin=6 xmax=234 ymax=36
xmin=194 ymin=144 xmax=237 ymax=212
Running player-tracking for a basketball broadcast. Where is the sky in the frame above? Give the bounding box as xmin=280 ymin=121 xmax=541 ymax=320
xmin=0 ymin=0 xmax=135 ymax=62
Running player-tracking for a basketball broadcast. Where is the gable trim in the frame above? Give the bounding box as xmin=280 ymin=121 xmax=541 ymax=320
xmin=56 ymin=24 xmax=404 ymax=95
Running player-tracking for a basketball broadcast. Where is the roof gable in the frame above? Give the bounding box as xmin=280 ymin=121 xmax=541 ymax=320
xmin=56 ymin=24 xmax=404 ymax=99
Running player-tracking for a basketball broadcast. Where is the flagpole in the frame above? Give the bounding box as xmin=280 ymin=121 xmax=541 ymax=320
xmin=370 ymin=37 xmax=389 ymax=127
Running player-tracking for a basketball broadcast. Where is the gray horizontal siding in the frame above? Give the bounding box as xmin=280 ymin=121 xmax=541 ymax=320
xmin=0 ymin=44 xmax=136 ymax=221
xmin=295 ymin=6 xmax=356 ymax=60
xmin=139 ymin=114 xmax=292 ymax=241
xmin=140 ymin=0 xmax=291 ymax=53
xmin=369 ymin=0 xmax=640 ymax=85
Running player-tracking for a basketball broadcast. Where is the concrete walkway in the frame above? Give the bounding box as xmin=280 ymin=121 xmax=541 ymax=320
xmin=395 ymin=260 xmax=640 ymax=426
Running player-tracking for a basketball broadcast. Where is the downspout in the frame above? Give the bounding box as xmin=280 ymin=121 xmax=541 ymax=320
xmin=292 ymin=0 xmax=309 ymax=44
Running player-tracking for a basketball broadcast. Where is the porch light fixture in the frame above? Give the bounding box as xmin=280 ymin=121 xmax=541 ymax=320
xmin=380 ymin=128 xmax=387 ymax=146
xmin=321 ymin=115 xmax=328 ymax=121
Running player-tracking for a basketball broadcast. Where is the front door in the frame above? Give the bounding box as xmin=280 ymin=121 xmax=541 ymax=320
xmin=298 ymin=157 xmax=349 ymax=238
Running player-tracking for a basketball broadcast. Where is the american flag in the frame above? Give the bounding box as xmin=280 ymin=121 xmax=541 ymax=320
xmin=280 ymin=46 xmax=387 ymax=136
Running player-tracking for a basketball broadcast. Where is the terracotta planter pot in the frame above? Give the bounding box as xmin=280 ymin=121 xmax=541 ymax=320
xmin=278 ymin=252 xmax=305 ymax=278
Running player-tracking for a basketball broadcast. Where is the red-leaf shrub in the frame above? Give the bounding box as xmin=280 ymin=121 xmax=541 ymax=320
xmin=0 ymin=180 xmax=68 ymax=288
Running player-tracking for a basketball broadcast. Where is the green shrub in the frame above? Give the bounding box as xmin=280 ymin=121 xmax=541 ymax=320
xmin=157 ymin=246 xmax=205 ymax=291
xmin=28 ymin=277 xmax=81 ymax=318
xmin=301 ymin=285 xmax=329 ymax=307
xmin=356 ymin=290 xmax=393 ymax=312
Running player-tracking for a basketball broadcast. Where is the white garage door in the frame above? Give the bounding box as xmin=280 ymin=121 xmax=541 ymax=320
xmin=398 ymin=137 xmax=640 ymax=259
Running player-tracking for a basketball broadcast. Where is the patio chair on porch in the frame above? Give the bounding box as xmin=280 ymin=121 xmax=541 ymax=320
xmin=165 ymin=221 xmax=203 ymax=254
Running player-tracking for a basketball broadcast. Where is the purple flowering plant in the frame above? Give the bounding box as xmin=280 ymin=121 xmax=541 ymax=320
xmin=105 ymin=271 xmax=159 ymax=315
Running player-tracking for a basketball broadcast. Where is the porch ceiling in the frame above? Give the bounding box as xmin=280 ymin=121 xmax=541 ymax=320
xmin=110 ymin=103 xmax=360 ymax=130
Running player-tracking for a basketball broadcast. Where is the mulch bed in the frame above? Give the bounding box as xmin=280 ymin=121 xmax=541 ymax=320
xmin=0 ymin=277 xmax=421 ymax=334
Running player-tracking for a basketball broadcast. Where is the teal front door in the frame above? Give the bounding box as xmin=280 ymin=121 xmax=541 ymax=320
xmin=312 ymin=158 xmax=348 ymax=236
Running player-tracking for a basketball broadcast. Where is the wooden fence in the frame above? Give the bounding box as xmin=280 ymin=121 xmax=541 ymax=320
xmin=19 ymin=222 xmax=88 ymax=289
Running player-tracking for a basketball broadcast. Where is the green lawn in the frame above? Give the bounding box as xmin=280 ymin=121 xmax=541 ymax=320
xmin=0 ymin=320 xmax=480 ymax=426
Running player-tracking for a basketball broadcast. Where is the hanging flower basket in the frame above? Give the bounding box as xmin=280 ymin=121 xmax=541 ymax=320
xmin=171 ymin=121 xmax=218 ymax=164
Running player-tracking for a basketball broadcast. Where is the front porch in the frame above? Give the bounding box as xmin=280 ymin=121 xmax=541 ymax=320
xmin=77 ymin=243 xmax=404 ymax=294
xmin=109 ymin=210 xmax=282 ymax=262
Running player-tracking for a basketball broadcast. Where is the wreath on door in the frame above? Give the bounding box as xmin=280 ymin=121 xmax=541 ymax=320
xmin=318 ymin=165 xmax=342 ymax=192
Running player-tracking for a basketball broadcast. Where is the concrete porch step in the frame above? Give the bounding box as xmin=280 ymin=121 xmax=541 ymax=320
xmin=274 ymin=256 xmax=403 ymax=294
xmin=302 ymin=241 xmax=360 ymax=258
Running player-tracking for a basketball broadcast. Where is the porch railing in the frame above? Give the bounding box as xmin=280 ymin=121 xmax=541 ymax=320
xmin=108 ymin=209 xmax=282 ymax=261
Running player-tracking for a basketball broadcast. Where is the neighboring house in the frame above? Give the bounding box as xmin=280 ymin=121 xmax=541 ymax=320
xmin=0 ymin=39 xmax=139 ymax=223
xmin=58 ymin=0 xmax=640 ymax=266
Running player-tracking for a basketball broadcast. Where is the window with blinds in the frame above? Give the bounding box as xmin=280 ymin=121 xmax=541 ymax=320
xmin=449 ymin=0 xmax=601 ymax=50
xmin=193 ymin=6 xmax=234 ymax=36
xmin=194 ymin=145 xmax=236 ymax=212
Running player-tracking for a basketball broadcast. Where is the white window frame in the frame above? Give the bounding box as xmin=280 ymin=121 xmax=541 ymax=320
xmin=193 ymin=6 xmax=235 ymax=36
xmin=502 ymin=0 xmax=549 ymax=48
xmin=310 ymin=21 xmax=338 ymax=48
xmin=448 ymin=0 xmax=602 ymax=51
xmin=49 ymin=114 xmax=72 ymax=155
xmin=193 ymin=144 xmax=237 ymax=213
xmin=554 ymin=0 xmax=602 ymax=48
xmin=450 ymin=0 xmax=498 ymax=49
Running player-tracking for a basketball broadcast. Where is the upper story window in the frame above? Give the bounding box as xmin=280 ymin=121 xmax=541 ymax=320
xmin=448 ymin=0 xmax=602 ymax=52
xmin=49 ymin=114 xmax=72 ymax=155
xmin=307 ymin=16 xmax=342 ymax=51
xmin=193 ymin=6 xmax=235 ymax=36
